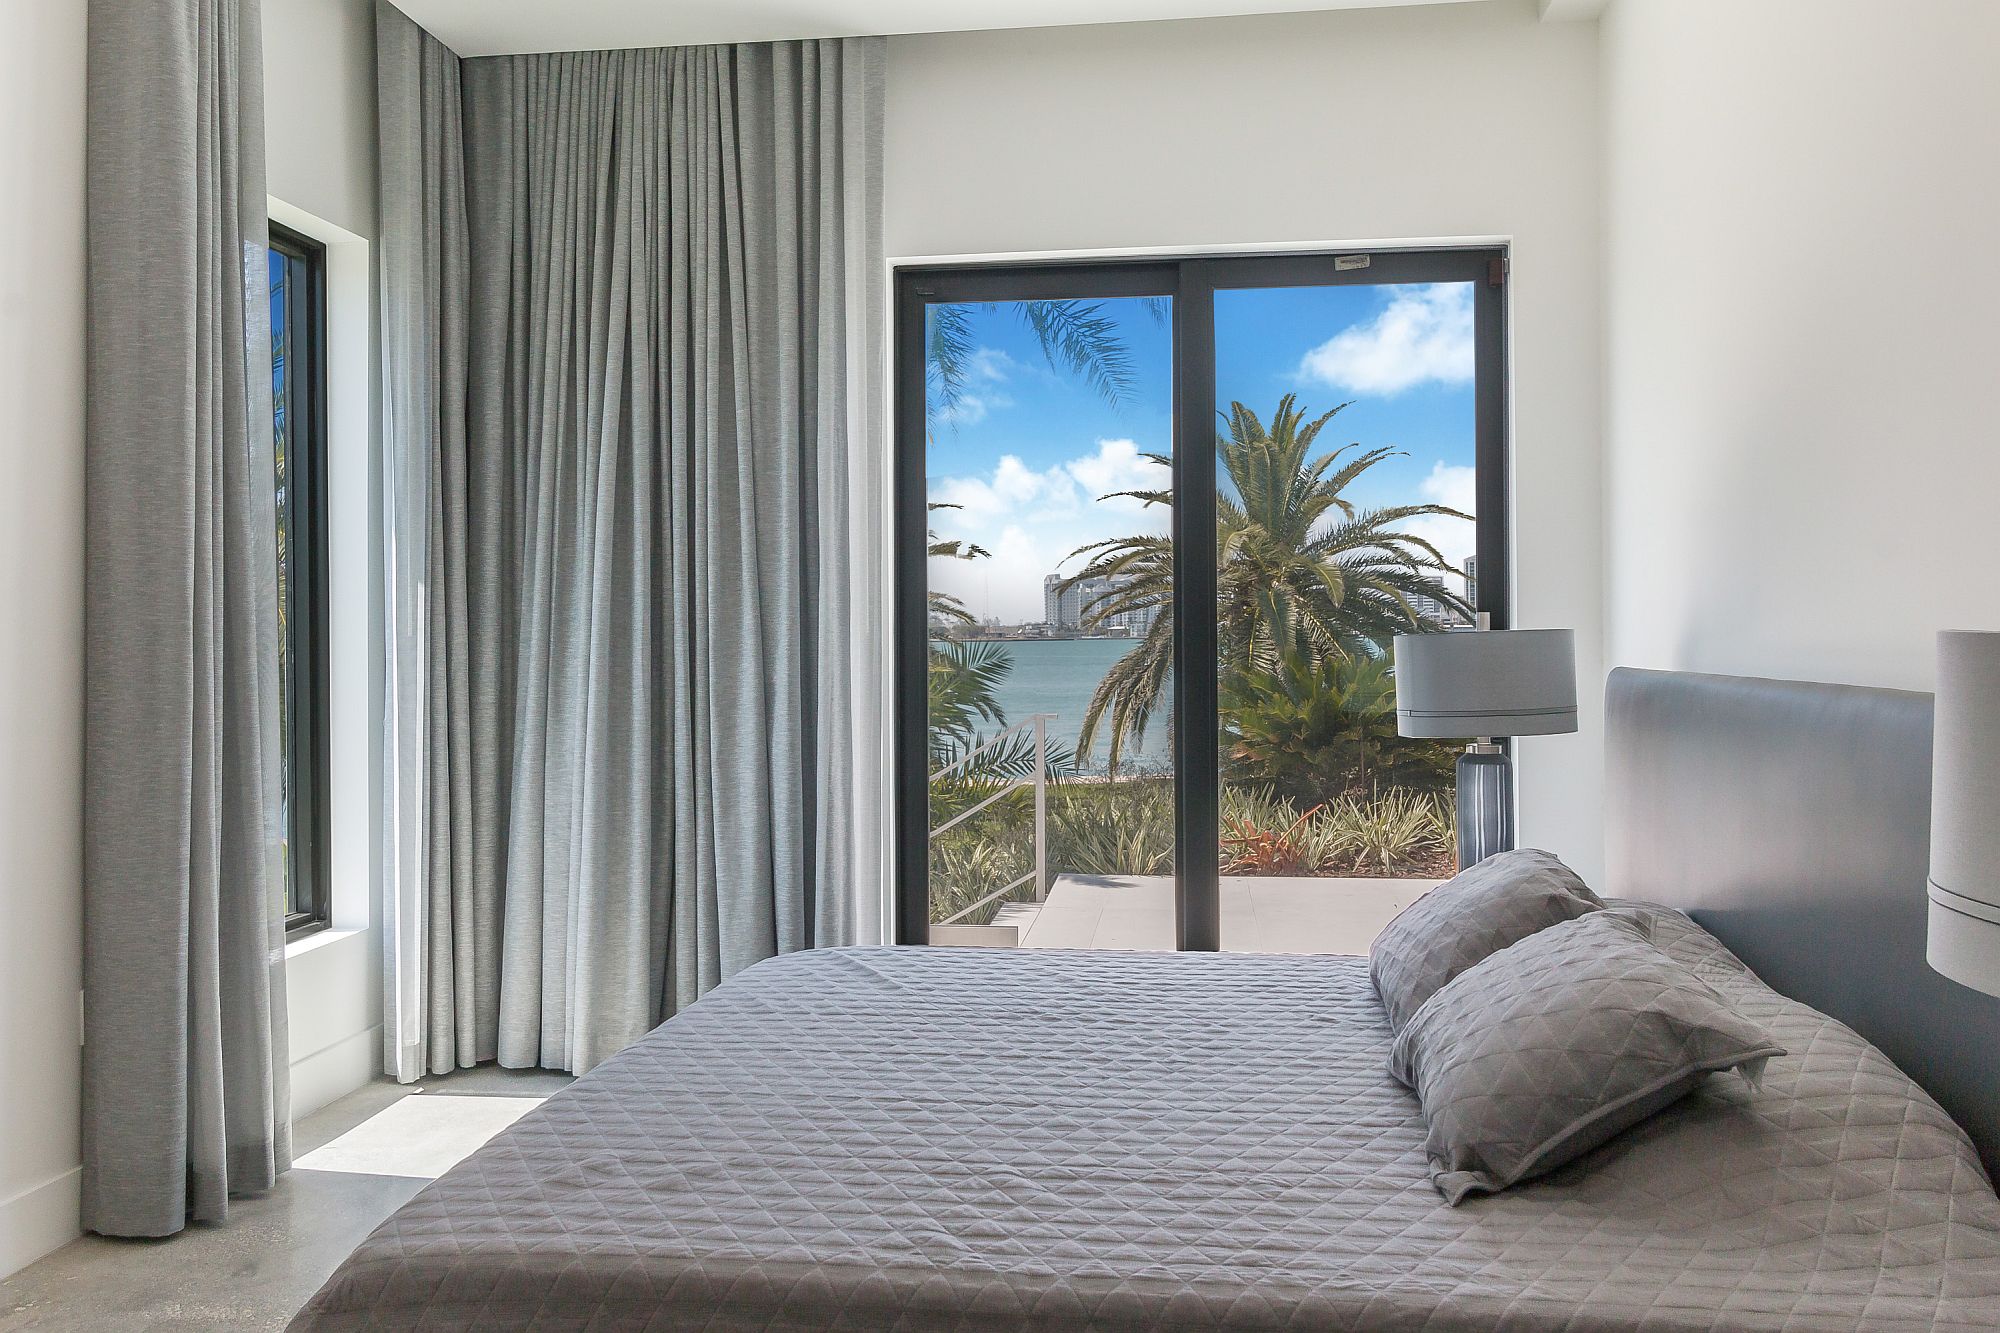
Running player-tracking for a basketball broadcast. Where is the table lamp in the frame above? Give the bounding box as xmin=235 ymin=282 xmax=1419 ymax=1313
xmin=1928 ymin=629 xmax=2000 ymax=997
xmin=1392 ymin=621 xmax=1577 ymax=870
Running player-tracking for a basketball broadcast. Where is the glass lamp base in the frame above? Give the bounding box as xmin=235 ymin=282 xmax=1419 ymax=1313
xmin=1455 ymin=745 xmax=1513 ymax=871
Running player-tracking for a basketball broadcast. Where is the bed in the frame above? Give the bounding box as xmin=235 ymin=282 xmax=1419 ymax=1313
xmin=293 ymin=671 xmax=2000 ymax=1331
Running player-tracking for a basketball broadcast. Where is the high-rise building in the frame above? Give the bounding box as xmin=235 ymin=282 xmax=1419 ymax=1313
xmin=1043 ymin=571 xmax=1158 ymax=635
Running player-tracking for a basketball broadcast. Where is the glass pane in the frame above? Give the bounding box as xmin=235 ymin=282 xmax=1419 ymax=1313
xmin=1213 ymin=282 xmax=1476 ymax=954
xmin=923 ymin=294 xmax=1176 ymax=949
xmin=270 ymin=245 xmax=297 ymax=921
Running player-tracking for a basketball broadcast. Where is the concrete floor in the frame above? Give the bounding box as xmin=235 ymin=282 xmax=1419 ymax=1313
xmin=0 ymin=1066 xmax=570 ymax=1332
xmin=993 ymin=873 xmax=1440 ymax=953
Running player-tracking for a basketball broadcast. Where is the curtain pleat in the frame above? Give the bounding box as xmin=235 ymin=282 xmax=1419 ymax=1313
xmin=378 ymin=8 xmax=881 ymax=1078
xmin=81 ymin=0 xmax=290 ymax=1236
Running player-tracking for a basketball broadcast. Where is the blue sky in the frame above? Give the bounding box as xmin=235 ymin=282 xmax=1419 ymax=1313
xmin=926 ymin=282 xmax=1477 ymax=625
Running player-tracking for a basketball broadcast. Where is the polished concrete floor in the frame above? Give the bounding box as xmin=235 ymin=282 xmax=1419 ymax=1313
xmin=0 ymin=1066 xmax=570 ymax=1332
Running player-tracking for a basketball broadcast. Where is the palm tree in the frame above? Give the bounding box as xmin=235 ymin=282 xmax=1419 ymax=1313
xmin=928 ymin=639 xmax=1010 ymax=761
xmin=1060 ymin=394 xmax=1470 ymax=769
xmin=1221 ymin=652 xmax=1401 ymax=804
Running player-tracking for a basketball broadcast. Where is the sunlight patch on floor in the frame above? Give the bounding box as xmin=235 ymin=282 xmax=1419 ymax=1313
xmin=294 ymin=1094 xmax=543 ymax=1179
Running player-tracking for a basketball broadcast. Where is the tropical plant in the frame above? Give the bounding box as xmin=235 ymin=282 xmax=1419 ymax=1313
xmin=1216 ymin=784 xmax=1455 ymax=878
xmin=1220 ymin=651 xmax=1459 ymax=804
xmin=1328 ymin=788 xmax=1453 ymax=876
xmin=1221 ymin=652 xmax=1393 ymax=805
xmin=929 ymin=827 xmax=1031 ymax=926
xmin=1050 ymin=780 xmax=1175 ymax=877
xmin=927 ymin=639 xmax=1010 ymax=761
xmin=1059 ymin=394 xmax=1472 ymax=768
xmin=1219 ymin=786 xmax=1345 ymax=876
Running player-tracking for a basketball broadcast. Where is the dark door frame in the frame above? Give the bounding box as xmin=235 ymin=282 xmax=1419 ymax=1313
xmin=893 ymin=246 xmax=1509 ymax=948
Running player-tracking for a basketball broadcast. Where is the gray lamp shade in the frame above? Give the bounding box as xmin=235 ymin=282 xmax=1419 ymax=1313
xmin=1392 ymin=628 xmax=1578 ymax=739
xmin=1928 ymin=630 xmax=2000 ymax=997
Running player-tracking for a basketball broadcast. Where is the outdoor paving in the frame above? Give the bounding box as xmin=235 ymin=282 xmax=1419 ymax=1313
xmin=990 ymin=873 xmax=1439 ymax=954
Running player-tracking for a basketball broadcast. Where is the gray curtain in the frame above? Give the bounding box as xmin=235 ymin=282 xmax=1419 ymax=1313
xmin=378 ymin=6 xmax=882 ymax=1079
xmin=81 ymin=0 xmax=290 ymax=1236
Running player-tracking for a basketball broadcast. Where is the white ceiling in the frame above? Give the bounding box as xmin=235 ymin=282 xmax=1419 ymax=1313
xmin=388 ymin=0 xmax=1500 ymax=59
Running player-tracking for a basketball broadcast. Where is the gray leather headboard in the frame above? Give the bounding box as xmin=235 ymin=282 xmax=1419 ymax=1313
xmin=1605 ymin=666 xmax=2000 ymax=1183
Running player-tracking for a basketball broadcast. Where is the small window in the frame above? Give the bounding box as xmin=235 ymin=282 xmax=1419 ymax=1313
xmin=269 ymin=222 xmax=331 ymax=940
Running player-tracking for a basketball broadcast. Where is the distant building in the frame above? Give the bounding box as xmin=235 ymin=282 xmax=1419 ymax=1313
xmin=1406 ymin=562 xmax=1478 ymax=628
xmin=1042 ymin=574 xmax=1070 ymax=629
xmin=1044 ymin=571 xmax=1158 ymax=636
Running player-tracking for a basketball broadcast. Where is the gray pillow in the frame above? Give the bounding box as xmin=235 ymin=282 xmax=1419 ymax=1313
xmin=1369 ymin=848 xmax=1601 ymax=1036
xmin=1388 ymin=912 xmax=1786 ymax=1205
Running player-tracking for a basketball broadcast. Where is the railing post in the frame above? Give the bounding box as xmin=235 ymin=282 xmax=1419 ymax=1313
xmin=1034 ymin=714 xmax=1048 ymax=902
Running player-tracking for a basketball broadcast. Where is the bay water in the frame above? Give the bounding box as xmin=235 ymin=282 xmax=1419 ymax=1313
xmin=959 ymin=637 xmax=1171 ymax=773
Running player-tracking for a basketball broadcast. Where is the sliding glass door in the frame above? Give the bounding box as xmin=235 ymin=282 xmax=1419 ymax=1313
xmin=896 ymin=250 xmax=1507 ymax=952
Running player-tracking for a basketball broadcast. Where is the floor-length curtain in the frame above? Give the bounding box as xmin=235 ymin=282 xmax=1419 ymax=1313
xmin=377 ymin=6 xmax=883 ymax=1078
xmin=81 ymin=0 xmax=290 ymax=1236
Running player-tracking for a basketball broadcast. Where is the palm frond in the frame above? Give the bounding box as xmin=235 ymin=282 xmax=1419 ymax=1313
xmin=1015 ymin=300 xmax=1138 ymax=408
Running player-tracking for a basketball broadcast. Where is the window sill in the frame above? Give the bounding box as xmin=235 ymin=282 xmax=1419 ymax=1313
xmin=286 ymin=926 xmax=363 ymax=961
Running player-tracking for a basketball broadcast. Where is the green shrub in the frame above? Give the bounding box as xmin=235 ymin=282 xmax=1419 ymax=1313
xmin=1221 ymin=652 xmax=1459 ymax=806
xmin=929 ymin=824 xmax=1031 ymax=926
xmin=928 ymin=778 xmax=1453 ymax=927
xmin=1326 ymin=788 xmax=1452 ymax=876
xmin=1218 ymin=784 xmax=1454 ymax=878
xmin=1049 ymin=780 xmax=1174 ymax=876
xmin=1219 ymin=785 xmax=1345 ymax=875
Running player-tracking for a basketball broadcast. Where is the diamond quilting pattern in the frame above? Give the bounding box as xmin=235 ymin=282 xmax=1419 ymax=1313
xmin=1370 ymin=848 xmax=1602 ymax=1036
xmin=1388 ymin=912 xmax=1788 ymax=1204
xmin=291 ymin=911 xmax=2000 ymax=1331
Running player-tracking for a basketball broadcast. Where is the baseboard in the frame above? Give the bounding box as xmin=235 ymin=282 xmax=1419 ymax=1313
xmin=0 ymin=1024 xmax=381 ymax=1281
xmin=0 ymin=1166 xmax=81 ymax=1280
xmin=291 ymin=1023 xmax=383 ymax=1121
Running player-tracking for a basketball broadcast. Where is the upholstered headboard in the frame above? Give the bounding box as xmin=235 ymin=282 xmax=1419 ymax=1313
xmin=1605 ymin=667 xmax=2000 ymax=1183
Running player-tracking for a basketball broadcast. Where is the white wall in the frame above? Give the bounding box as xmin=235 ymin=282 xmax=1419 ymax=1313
xmin=0 ymin=0 xmax=382 ymax=1280
xmin=264 ymin=0 xmax=385 ymax=1120
xmin=1602 ymin=0 xmax=2000 ymax=688
xmin=0 ymin=0 xmax=87 ymax=1283
xmin=885 ymin=0 xmax=1608 ymax=877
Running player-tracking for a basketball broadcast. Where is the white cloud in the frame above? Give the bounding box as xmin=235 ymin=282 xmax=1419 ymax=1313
xmin=933 ymin=345 xmax=1024 ymax=426
xmin=1398 ymin=461 xmax=1478 ymax=598
xmin=1298 ymin=283 xmax=1474 ymax=396
xmin=964 ymin=346 xmax=1022 ymax=383
xmin=1419 ymin=460 xmax=1476 ymax=512
xmin=1066 ymin=438 xmax=1171 ymax=518
xmin=928 ymin=439 xmax=1170 ymax=623
xmin=934 ymin=388 xmax=1013 ymax=427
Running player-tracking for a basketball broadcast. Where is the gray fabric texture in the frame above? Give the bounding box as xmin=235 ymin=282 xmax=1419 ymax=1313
xmin=375 ymin=9 xmax=883 ymax=1078
xmin=81 ymin=0 xmax=291 ymax=1236
xmin=1390 ymin=912 xmax=1787 ymax=1205
xmin=1369 ymin=847 xmax=1600 ymax=1035
xmin=292 ymin=908 xmax=2000 ymax=1331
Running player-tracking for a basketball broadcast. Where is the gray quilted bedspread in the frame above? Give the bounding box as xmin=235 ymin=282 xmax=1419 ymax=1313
xmin=292 ymin=910 xmax=2000 ymax=1331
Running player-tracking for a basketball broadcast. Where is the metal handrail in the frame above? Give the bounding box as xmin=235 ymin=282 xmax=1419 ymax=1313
xmin=929 ymin=712 xmax=1055 ymax=782
xmin=929 ymin=712 xmax=1056 ymax=919
xmin=936 ymin=871 xmax=1036 ymax=926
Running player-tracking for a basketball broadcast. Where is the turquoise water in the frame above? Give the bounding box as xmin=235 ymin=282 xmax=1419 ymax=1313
xmin=960 ymin=637 xmax=1172 ymax=773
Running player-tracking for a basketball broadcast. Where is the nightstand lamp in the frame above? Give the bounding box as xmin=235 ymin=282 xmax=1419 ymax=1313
xmin=1392 ymin=622 xmax=1577 ymax=870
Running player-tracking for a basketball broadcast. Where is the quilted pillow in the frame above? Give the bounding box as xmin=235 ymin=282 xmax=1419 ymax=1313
xmin=1388 ymin=912 xmax=1786 ymax=1205
xmin=1369 ymin=848 xmax=1600 ymax=1035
